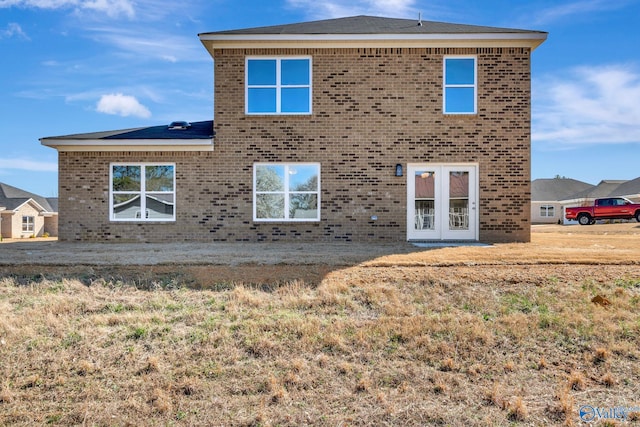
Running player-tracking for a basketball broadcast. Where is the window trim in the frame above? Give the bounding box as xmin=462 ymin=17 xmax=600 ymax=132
xmin=443 ymin=55 xmax=477 ymax=115
xmin=22 ymin=215 xmax=34 ymax=232
xmin=109 ymin=163 xmax=176 ymax=222
xmin=253 ymin=162 xmax=321 ymax=222
xmin=540 ymin=205 xmax=555 ymax=217
xmin=245 ymin=56 xmax=313 ymax=115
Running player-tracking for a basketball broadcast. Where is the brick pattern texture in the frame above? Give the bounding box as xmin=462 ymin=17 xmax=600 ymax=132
xmin=57 ymin=47 xmax=531 ymax=243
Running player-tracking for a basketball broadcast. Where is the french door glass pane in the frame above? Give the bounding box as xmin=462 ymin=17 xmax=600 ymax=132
xmin=449 ymin=171 xmax=469 ymax=230
xmin=415 ymin=170 xmax=435 ymax=230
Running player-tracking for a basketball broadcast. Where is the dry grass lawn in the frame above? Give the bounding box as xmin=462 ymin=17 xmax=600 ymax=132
xmin=1 ymin=223 xmax=640 ymax=426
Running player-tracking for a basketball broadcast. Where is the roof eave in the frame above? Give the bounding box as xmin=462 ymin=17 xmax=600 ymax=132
xmin=199 ymin=32 xmax=547 ymax=51
xmin=40 ymin=138 xmax=215 ymax=152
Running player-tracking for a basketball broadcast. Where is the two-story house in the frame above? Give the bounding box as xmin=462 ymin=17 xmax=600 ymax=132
xmin=41 ymin=15 xmax=546 ymax=243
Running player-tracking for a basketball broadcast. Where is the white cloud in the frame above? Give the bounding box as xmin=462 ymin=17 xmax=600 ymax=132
xmin=80 ymin=0 xmax=134 ymax=18
xmin=533 ymin=64 xmax=640 ymax=147
xmin=87 ymin=26 xmax=204 ymax=63
xmin=287 ymin=0 xmax=417 ymax=19
xmin=0 ymin=158 xmax=57 ymax=172
xmin=96 ymin=93 xmax=151 ymax=118
xmin=530 ymin=0 xmax=631 ymax=26
xmin=0 ymin=22 xmax=29 ymax=40
xmin=0 ymin=0 xmax=135 ymax=19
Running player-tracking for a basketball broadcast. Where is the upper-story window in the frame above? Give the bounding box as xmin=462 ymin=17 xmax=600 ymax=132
xmin=443 ymin=56 xmax=477 ymax=114
xmin=246 ymin=57 xmax=312 ymax=115
xmin=110 ymin=163 xmax=176 ymax=222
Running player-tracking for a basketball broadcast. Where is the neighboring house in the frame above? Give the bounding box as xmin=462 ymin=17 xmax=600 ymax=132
xmin=609 ymin=177 xmax=640 ymax=202
xmin=532 ymin=177 xmax=640 ymax=224
xmin=0 ymin=182 xmax=58 ymax=238
xmin=531 ymin=178 xmax=594 ymax=224
xmin=41 ymin=15 xmax=546 ymax=243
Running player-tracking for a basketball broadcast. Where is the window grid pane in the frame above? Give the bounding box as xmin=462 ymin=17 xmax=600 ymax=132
xmin=247 ymin=60 xmax=277 ymax=85
xmin=246 ymin=58 xmax=311 ymax=115
xmin=281 ymin=59 xmax=310 ymax=85
xmin=110 ymin=164 xmax=175 ymax=222
xmin=445 ymin=58 xmax=475 ymax=84
xmin=22 ymin=216 xmax=34 ymax=232
xmin=254 ymin=163 xmax=320 ymax=221
xmin=248 ymin=88 xmax=277 ymax=113
xmin=444 ymin=57 xmax=476 ymax=114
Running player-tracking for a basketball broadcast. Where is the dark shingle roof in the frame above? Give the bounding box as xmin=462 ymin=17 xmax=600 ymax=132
xmin=610 ymin=177 xmax=640 ymax=197
xmin=103 ymin=120 xmax=214 ymax=140
xmin=46 ymin=197 xmax=59 ymax=212
xmin=42 ymin=120 xmax=214 ymax=141
xmin=531 ymin=178 xmax=594 ymax=201
xmin=567 ymin=180 xmax=628 ymax=200
xmin=201 ymin=15 xmax=545 ymax=36
xmin=0 ymin=182 xmax=56 ymax=212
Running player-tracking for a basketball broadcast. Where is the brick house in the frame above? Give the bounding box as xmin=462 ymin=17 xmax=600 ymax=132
xmin=41 ymin=16 xmax=546 ymax=243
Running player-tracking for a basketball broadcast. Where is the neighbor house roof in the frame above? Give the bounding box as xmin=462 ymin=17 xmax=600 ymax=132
xmin=199 ymin=15 xmax=547 ymax=51
xmin=566 ymin=180 xmax=628 ymax=201
xmin=41 ymin=120 xmax=214 ymax=152
xmin=609 ymin=176 xmax=640 ymax=198
xmin=531 ymin=178 xmax=594 ymax=202
xmin=0 ymin=182 xmax=56 ymax=213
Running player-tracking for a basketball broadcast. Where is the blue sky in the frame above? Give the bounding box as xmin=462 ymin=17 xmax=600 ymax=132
xmin=1 ymin=0 xmax=639 ymax=197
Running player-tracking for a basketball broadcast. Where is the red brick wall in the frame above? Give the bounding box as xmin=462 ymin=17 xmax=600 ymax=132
xmin=57 ymin=47 xmax=531 ymax=243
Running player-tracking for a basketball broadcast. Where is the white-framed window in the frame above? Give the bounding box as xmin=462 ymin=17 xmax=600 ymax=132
xmin=246 ymin=57 xmax=312 ymax=115
xmin=253 ymin=163 xmax=320 ymax=221
xmin=22 ymin=216 xmax=34 ymax=232
xmin=443 ymin=56 xmax=477 ymax=114
xmin=110 ymin=163 xmax=176 ymax=222
xmin=540 ymin=205 xmax=555 ymax=217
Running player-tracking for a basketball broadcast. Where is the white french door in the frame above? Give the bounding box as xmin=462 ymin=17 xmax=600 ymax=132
xmin=407 ymin=164 xmax=478 ymax=241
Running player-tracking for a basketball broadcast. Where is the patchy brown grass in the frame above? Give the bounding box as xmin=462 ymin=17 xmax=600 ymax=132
xmin=1 ymin=225 xmax=640 ymax=425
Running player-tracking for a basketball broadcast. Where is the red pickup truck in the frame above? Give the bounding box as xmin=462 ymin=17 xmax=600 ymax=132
xmin=565 ymin=197 xmax=640 ymax=225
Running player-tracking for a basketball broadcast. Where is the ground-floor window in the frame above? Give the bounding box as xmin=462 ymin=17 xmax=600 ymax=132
xmin=253 ymin=163 xmax=320 ymax=221
xmin=540 ymin=205 xmax=555 ymax=217
xmin=22 ymin=216 xmax=34 ymax=232
xmin=110 ymin=163 xmax=176 ymax=221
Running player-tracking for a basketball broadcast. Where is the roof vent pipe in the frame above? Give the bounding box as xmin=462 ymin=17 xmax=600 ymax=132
xmin=418 ymin=12 xmax=422 ymax=26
